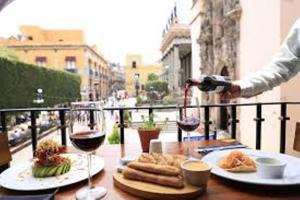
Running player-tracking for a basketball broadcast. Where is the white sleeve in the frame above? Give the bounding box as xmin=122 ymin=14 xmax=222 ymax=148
xmin=235 ymin=19 xmax=300 ymax=98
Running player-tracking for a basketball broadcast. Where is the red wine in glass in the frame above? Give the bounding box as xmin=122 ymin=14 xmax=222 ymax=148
xmin=177 ymin=83 xmax=200 ymax=159
xmin=177 ymin=117 xmax=200 ymax=132
xmin=70 ymin=131 xmax=105 ymax=152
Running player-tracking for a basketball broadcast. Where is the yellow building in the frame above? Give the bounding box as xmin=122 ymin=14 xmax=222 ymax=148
xmin=0 ymin=25 xmax=110 ymax=101
xmin=125 ymin=55 xmax=162 ymax=96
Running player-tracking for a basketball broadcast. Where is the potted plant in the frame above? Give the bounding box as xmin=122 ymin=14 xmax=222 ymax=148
xmin=108 ymin=124 xmax=120 ymax=144
xmin=137 ymin=114 xmax=165 ymax=152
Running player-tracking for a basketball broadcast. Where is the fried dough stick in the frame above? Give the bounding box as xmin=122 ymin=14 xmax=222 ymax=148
xmin=123 ymin=167 xmax=184 ymax=188
xmin=128 ymin=161 xmax=180 ymax=176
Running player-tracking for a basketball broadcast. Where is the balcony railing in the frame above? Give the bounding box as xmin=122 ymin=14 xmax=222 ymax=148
xmin=0 ymin=101 xmax=296 ymax=159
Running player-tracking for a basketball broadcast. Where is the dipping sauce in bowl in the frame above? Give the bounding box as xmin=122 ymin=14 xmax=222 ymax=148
xmin=184 ymin=161 xmax=209 ymax=171
xmin=255 ymin=157 xmax=286 ymax=179
xmin=181 ymin=160 xmax=211 ymax=186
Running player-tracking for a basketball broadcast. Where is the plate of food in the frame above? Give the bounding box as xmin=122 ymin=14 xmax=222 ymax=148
xmin=201 ymin=149 xmax=300 ymax=186
xmin=0 ymin=139 xmax=104 ymax=191
xmin=113 ymin=153 xmax=207 ymax=200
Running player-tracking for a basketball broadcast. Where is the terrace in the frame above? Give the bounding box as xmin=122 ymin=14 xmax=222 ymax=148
xmin=0 ymin=102 xmax=300 ymax=199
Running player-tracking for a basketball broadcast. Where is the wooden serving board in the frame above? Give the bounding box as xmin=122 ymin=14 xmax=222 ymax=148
xmin=113 ymin=172 xmax=205 ymax=200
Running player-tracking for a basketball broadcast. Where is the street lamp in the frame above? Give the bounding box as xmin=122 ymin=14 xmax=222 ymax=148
xmin=33 ymin=88 xmax=44 ymax=104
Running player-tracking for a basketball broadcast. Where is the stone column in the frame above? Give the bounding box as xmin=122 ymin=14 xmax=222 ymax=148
xmin=174 ymin=45 xmax=180 ymax=91
xmin=170 ymin=49 xmax=175 ymax=91
xmin=167 ymin=52 xmax=171 ymax=90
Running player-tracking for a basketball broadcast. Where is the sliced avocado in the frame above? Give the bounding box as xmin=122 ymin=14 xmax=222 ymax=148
xmin=33 ymin=166 xmax=43 ymax=177
xmin=32 ymin=167 xmax=38 ymax=177
xmin=66 ymin=163 xmax=71 ymax=173
xmin=55 ymin=165 xmax=64 ymax=176
xmin=62 ymin=163 xmax=69 ymax=174
xmin=40 ymin=167 xmax=49 ymax=177
xmin=48 ymin=166 xmax=58 ymax=176
xmin=61 ymin=164 xmax=67 ymax=174
xmin=45 ymin=166 xmax=53 ymax=176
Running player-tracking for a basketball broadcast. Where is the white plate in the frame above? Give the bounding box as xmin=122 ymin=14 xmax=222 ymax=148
xmin=201 ymin=149 xmax=300 ymax=186
xmin=0 ymin=153 xmax=104 ymax=191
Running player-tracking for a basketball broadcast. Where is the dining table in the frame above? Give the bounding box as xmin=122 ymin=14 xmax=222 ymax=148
xmin=1 ymin=140 xmax=300 ymax=200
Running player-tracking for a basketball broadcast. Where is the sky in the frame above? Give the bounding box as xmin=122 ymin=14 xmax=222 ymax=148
xmin=0 ymin=0 xmax=192 ymax=65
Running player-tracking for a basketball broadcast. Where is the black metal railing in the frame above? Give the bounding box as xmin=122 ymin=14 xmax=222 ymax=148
xmin=0 ymin=101 xmax=298 ymax=159
xmin=103 ymin=101 xmax=294 ymax=154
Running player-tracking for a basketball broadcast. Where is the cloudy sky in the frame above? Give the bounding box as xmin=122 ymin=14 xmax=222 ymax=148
xmin=0 ymin=0 xmax=192 ymax=64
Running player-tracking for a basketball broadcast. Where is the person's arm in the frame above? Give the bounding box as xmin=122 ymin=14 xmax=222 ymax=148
xmin=223 ymin=19 xmax=300 ymax=99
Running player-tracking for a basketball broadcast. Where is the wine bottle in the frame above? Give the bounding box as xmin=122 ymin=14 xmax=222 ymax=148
xmin=186 ymin=75 xmax=232 ymax=93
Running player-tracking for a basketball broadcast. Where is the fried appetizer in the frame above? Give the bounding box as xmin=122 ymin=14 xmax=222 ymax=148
xmin=218 ymin=150 xmax=256 ymax=172
xmin=123 ymin=167 xmax=184 ymax=188
xmin=32 ymin=139 xmax=71 ymax=177
xmin=137 ymin=153 xmax=185 ymax=169
xmin=128 ymin=161 xmax=181 ymax=176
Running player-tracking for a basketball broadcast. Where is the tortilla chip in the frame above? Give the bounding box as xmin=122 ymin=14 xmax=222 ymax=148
xmin=218 ymin=150 xmax=256 ymax=172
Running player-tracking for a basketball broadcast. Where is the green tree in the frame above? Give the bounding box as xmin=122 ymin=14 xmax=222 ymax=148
xmin=145 ymin=80 xmax=168 ymax=93
xmin=147 ymin=73 xmax=159 ymax=81
xmin=0 ymin=46 xmax=19 ymax=61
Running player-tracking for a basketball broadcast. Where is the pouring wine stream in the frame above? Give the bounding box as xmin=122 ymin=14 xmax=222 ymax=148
xmin=177 ymin=82 xmax=200 ymax=159
xmin=178 ymin=75 xmax=232 ymax=159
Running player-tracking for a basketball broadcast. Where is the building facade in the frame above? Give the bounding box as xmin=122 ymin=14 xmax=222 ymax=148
xmin=161 ymin=23 xmax=192 ymax=92
xmin=0 ymin=25 xmax=110 ymax=101
xmin=160 ymin=5 xmax=192 ymax=93
xmin=110 ymin=62 xmax=125 ymax=92
xmin=125 ymin=55 xmax=162 ymax=96
xmin=190 ymin=0 xmax=300 ymax=156
xmin=190 ymin=0 xmax=241 ymax=130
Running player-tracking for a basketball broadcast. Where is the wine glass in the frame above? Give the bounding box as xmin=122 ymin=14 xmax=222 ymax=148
xmin=69 ymin=102 xmax=107 ymax=200
xmin=177 ymin=96 xmax=200 ymax=159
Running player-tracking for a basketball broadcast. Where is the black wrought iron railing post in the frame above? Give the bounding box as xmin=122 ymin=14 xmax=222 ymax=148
xmin=119 ymin=109 xmax=124 ymax=144
xmin=0 ymin=112 xmax=7 ymax=133
xmin=89 ymin=110 xmax=95 ymax=130
xmin=204 ymin=106 xmax=211 ymax=140
xmin=30 ymin=110 xmax=37 ymax=155
xmin=279 ymin=103 xmax=289 ymax=153
xmin=230 ymin=105 xmax=238 ymax=139
xmin=59 ymin=110 xmax=67 ymax=146
xmin=253 ymin=104 xmax=264 ymax=150
xmin=178 ymin=107 xmax=183 ymax=142
xmin=149 ymin=108 xmax=153 ymax=117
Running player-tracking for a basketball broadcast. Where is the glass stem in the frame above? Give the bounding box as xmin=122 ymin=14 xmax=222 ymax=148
xmin=87 ymin=152 xmax=92 ymax=188
xmin=187 ymin=131 xmax=191 ymax=158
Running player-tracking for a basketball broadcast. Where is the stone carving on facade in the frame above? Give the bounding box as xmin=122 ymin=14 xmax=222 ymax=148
xmin=197 ymin=0 xmax=241 ymax=104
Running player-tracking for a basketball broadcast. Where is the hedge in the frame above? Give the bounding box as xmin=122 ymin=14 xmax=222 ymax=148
xmin=0 ymin=58 xmax=81 ymax=108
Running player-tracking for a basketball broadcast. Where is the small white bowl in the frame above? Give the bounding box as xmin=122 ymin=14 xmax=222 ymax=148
xmin=181 ymin=160 xmax=212 ymax=186
xmin=255 ymin=157 xmax=286 ymax=179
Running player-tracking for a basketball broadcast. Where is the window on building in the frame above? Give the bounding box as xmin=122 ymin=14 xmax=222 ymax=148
xmin=28 ymin=36 xmax=33 ymax=40
xmin=132 ymin=61 xmax=136 ymax=68
xmin=134 ymin=73 xmax=140 ymax=79
xmin=35 ymin=57 xmax=47 ymax=67
xmin=65 ymin=56 xmax=76 ymax=70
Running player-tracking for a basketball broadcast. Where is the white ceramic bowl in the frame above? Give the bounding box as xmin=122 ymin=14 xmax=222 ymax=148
xmin=181 ymin=160 xmax=212 ymax=186
xmin=255 ymin=157 xmax=286 ymax=179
